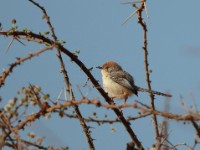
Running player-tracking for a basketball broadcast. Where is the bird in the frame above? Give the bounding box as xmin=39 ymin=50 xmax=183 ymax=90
xmin=98 ymin=61 xmax=171 ymax=102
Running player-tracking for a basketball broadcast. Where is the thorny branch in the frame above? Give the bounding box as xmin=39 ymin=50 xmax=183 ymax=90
xmin=0 ymin=30 xmax=144 ymax=149
xmin=135 ymin=1 xmax=161 ymax=148
xmin=29 ymin=0 xmax=95 ymax=149
xmin=1 ymin=1 xmax=200 ymax=149
xmin=4 ymin=98 xmax=200 ymax=132
xmin=0 ymin=111 xmax=21 ymax=149
xmin=191 ymin=119 xmax=200 ymax=138
xmin=0 ymin=47 xmax=52 ymax=87
xmin=2 ymin=95 xmax=200 ymax=149
xmin=60 ymin=111 xmax=151 ymax=125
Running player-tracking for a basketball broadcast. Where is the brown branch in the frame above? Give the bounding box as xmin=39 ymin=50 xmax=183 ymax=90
xmin=4 ymin=138 xmax=47 ymax=150
xmin=1 ymin=127 xmax=17 ymax=150
xmin=61 ymin=112 xmax=151 ymax=124
xmin=0 ymin=30 xmax=144 ymax=150
xmin=55 ymin=37 xmax=144 ymax=150
xmin=191 ymin=119 xmax=200 ymax=138
xmin=0 ymin=46 xmax=52 ymax=88
xmin=28 ymin=0 xmax=58 ymax=41
xmin=57 ymin=47 xmax=96 ymax=150
xmin=28 ymin=1 xmax=95 ymax=149
xmin=20 ymin=139 xmax=47 ymax=150
xmin=48 ymin=100 xmax=200 ymax=121
xmin=0 ymin=97 xmax=197 ymax=149
xmin=29 ymin=84 xmax=45 ymax=109
xmin=135 ymin=1 xmax=160 ymax=148
xmin=0 ymin=111 xmax=21 ymax=149
xmin=13 ymin=99 xmax=200 ymax=131
xmin=14 ymin=110 xmax=44 ymax=131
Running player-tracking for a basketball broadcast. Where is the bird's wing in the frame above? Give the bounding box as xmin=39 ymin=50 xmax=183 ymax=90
xmin=110 ymin=71 xmax=138 ymax=95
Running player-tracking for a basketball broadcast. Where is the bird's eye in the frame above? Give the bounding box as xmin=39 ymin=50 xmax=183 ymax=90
xmin=107 ymin=67 xmax=111 ymax=72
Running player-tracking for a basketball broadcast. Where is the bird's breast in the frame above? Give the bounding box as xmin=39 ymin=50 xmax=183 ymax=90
xmin=102 ymin=74 xmax=132 ymax=99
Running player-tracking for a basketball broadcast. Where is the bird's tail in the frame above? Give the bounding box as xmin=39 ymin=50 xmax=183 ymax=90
xmin=136 ymin=86 xmax=172 ymax=97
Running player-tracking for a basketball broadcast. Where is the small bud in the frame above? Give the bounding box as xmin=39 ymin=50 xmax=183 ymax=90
xmin=36 ymin=137 xmax=43 ymax=145
xmin=31 ymin=101 xmax=37 ymax=106
xmin=43 ymin=94 xmax=50 ymax=100
xmin=8 ymin=99 xmax=15 ymax=106
xmin=19 ymin=98 xmax=25 ymax=104
xmin=4 ymin=104 xmax=11 ymax=111
xmin=45 ymin=113 xmax=51 ymax=119
xmin=93 ymin=112 xmax=96 ymax=116
xmin=34 ymin=86 xmax=41 ymax=93
xmin=111 ymin=127 xmax=116 ymax=133
xmin=21 ymin=87 xmax=27 ymax=94
xmin=27 ymin=132 xmax=35 ymax=138
xmin=11 ymin=19 xmax=16 ymax=24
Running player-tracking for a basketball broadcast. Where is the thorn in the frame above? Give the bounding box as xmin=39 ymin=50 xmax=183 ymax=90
xmin=121 ymin=0 xmax=142 ymax=5
xmin=122 ymin=9 xmax=138 ymax=25
xmin=15 ymin=38 xmax=26 ymax=46
xmin=5 ymin=38 xmax=14 ymax=53
xmin=144 ymin=1 xmax=149 ymax=19
xmin=0 ymin=22 xmax=2 ymax=30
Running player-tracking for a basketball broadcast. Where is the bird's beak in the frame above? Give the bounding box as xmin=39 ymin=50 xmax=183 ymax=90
xmin=96 ymin=66 xmax=102 ymax=69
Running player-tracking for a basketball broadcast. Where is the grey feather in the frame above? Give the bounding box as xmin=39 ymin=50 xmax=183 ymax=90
xmin=110 ymin=71 xmax=138 ymax=96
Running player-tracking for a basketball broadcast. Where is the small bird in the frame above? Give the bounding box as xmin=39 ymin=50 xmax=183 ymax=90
xmin=98 ymin=61 xmax=171 ymax=102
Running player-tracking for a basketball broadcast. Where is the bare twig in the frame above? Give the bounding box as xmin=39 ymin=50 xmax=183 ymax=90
xmin=171 ymin=142 xmax=193 ymax=150
xmin=60 ymin=111 xmax=151 ymax=124
xmin=0 ymin=111 xmax=21 ymax=149
xmin=13 ymin=98 xmax=200 ymax=126
xmin=29 ymin=84 xmax=45 ymax=109
xmin=122 ymin=0 xmax=149 ymax=24
xmin=20 ymin=139 xmax=47 ymax=150
xmin=0 ymin=46 xmax=52 ymax=87
xmin=191 ymin=119 xmax=200 ymax=138
xmin=28 ymin=1 xmax=95 ymax=149
xmin=1 ymin=127 xmax=17 ymax=150
xmin=0 ymin=30 xmax=144 ymax=150
xmin=135 ymin=1 xmax=160 ymax=148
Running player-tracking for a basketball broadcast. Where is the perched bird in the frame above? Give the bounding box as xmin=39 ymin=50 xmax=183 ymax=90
xmin=98 ymin=61 xmax=171 ymax=102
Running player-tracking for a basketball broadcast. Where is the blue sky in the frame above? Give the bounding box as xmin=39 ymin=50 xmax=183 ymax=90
xmin=1 ymin=0 xmax=200 ymax=149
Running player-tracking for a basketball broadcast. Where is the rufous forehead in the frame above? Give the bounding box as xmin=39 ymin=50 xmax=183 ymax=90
xmin=102 ymin=61 xmax=120 ymax=69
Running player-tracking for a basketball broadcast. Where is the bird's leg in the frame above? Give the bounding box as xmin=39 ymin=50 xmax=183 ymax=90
xmin=123 ymin=94 xmax=129 ymax=104
xmin=111 ymin=97 xmax=115 ymax=100
xmin=124 ymin=98 xmax=128 ymax=104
